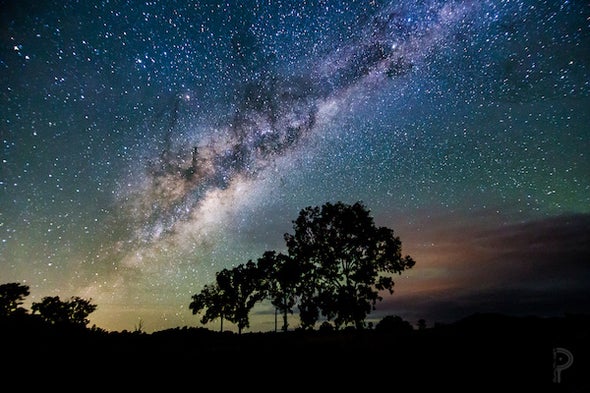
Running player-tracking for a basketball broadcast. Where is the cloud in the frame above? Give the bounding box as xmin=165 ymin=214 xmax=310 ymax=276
xmin=378 ymin=212 xmax=590 ymax=324
xmin=470 ymin=213 xmax=590 ymax=286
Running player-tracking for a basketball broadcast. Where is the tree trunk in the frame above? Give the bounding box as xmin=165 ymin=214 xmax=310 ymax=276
xmin=283 ymin=309 xmax=288 ymax=332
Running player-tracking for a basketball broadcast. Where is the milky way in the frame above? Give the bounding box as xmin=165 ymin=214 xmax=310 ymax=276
xmin=118 ymin=1 xmax=474 ymax=257
xmin=1 ymin=0 xmax=589 ymax=332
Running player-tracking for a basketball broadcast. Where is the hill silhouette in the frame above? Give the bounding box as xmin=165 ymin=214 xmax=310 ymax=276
xmin=3 ymin=312 xmax=588 ymax=391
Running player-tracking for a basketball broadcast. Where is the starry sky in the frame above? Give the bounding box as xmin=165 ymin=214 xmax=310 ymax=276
xmin=1 ymin=0 xmax=589 ymax=333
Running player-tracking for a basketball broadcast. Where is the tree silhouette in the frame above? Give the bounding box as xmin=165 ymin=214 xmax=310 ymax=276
xmin=189 ymin=276 xmax=232 ymax=332
xmin=189 ymin=200 xmax=415 ymax=332
xmin=190 ymin=261 xmax=265 ymax=334
xmin=256 ymin=250 xmax=301 ymax=332
xmin=224 ymin=260 xmax=266 ymax=334
xmin=417 ymin=318 xmax=427 ymax=330
xmin=30 ymin=296 xmax=97 ymax=327
xmin=285 ymin=201 xmax=415 ymax=329
xmin=0 ymin=282 xmax=30 ymax=319
xmin=375 ymin=315 xmax=414 ymax=333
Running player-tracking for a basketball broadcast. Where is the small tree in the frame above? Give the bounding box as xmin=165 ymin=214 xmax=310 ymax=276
xmin=0 ymin=282 xmax=30 ymax=318
xmin=190 ymin=261 xmax=266 ymax=334
xmin=134 ymin=318 xmax=145 ymax=334
xmin=257 ymin=251 xmax=301 ymax=332
xmin=31 ymin=296 xmax=97 ymax=327
xmin=417 ymin=318 xmax=427 ymax=330
xmin=189 ymin=277 xmax=232 ymax=332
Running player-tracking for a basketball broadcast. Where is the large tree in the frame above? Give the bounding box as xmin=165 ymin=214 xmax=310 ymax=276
xmin=285 ymin=201 xmax=415 ymax=329
xmin=0 ymin=282 xmax=30 ymax=318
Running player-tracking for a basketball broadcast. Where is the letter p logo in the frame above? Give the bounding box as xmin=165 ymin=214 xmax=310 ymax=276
xmin=553 ymin=347 xmax=574 ymax=384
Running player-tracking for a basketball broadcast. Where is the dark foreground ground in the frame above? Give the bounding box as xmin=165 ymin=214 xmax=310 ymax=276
xmin=3 ymin=313 xmax=589 ymax=392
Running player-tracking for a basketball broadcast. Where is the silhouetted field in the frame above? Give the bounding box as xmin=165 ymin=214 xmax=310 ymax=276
xmin=3 ymin=313 xmax=588 ymax=391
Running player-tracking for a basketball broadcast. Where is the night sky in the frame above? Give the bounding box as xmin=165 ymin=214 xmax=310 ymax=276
xmin=1 ymin=0 xmax=589 ymax=333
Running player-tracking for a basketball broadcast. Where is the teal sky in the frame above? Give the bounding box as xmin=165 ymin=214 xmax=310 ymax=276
xmin=1 ymin=0 xmax=589 ymax=333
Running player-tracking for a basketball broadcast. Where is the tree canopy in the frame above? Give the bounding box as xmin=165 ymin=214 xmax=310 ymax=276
xmin=31 ymin=296 xmax=97 ymax=327
xmin=189 ymin=275 xmax=232 ymax=332
xmin=285 ymin=201 xmax=415 ymax=329
xmin=189 ymin=260 xmax=266 ymax=334
xmin=0 ymin=282 xmax=30 ymax=319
